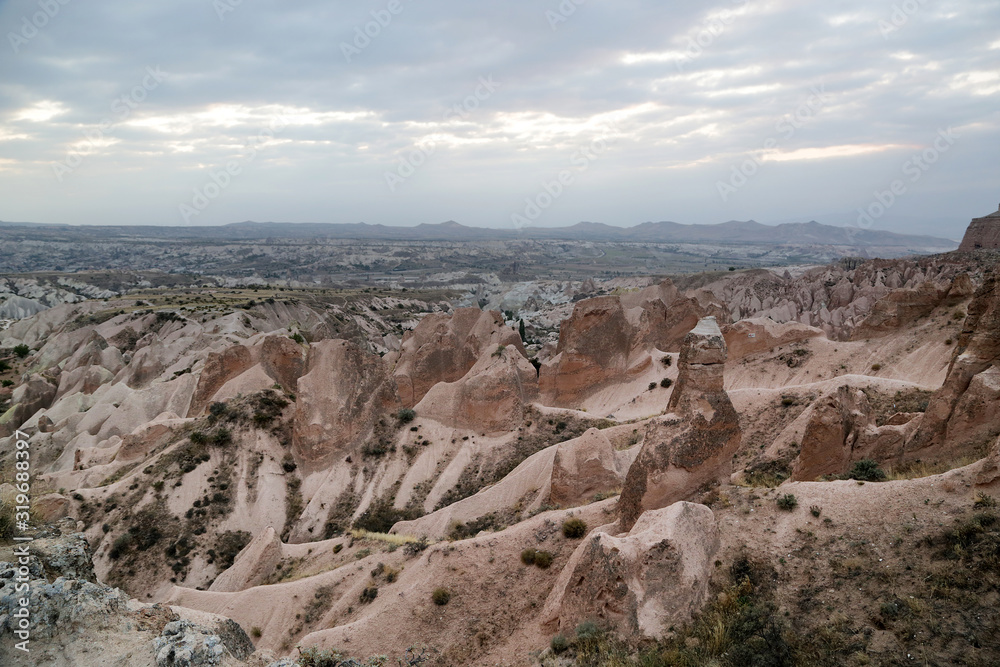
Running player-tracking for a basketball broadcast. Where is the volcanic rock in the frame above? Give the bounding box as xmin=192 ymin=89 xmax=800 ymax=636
xmin=542 ymin=502 xmax=719 ymax=639
xmin=618 ymin=317 xmax=742 ymax=529
xmin=293 ymin=339 xmax=401 ymax=465
xmin=393 ymin=308 xmax=524 ymax=407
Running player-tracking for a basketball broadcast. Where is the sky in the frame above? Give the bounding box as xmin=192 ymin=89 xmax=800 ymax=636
xmin=0 ymin=0 xmax=998 ymax=239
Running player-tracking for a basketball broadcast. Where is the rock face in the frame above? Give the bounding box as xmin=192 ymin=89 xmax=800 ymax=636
xmin=700 ymin=258 xmax=974 ymax=341
xmin=293 ymin=339 xmax=401 ymax=465
xmin=0 ymin=521 xmax=254 ymax=666
xmin=0 ymin=374 xmax=57 ymax=436
xmin=958 ymin=204 xmax=1000 ymax=251
xmin=907 ymin=273 xmax=1000 ymax=460
xmin=722 ymin=318 xmax=824 ymax=361
xmin=618 ymin=318 xmax=742 ymax=529
xmin=542 ymin=502 xmax=719 ymax=640
xmin=850 ymin=279 xmax=952 ymax=340
xmin=550 ymin=428 xmax=626 ymax=507
xmin=539 ymin=280 xmax=708 ymax=407
xmin=393 ymin=309 xmax=524 ymax=408
xmin=415 ymin=343 xmax=538 ymax=433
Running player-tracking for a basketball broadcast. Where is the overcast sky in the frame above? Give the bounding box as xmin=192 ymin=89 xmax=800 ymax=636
xmin=0 ymin=0 xmax=998 ymax=238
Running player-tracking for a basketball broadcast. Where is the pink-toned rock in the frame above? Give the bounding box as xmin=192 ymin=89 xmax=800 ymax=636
xmin=260 ymin=335 xmax=307 ymax=392
xmin=908 ymin=273 xmax=1000 ymax=460
xmin=550 ymin=428 xmax=624 ymax=507
xmin=542 ymin=502 xmax=719 ymax=639
xmin=618 ymin=318 xmax=742 ymax=529
xmin=0 ymin=374 xmax=57 ymax=436
xmin=393 ymin=309 xmax=524 ymax=408
xmin=415 ymin=343 xmax=537 ymax=433
xmin=188 ymin=344 xmax=254 ymax=416
xmin=722 ymin=318 xmax=824 ymax=361
xmin=210 ymin=527 xmax=283 ymax=593
xmin=293 ymin=339 xmax=401 ymax=465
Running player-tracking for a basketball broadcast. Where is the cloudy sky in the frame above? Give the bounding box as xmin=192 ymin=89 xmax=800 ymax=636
xmin=0 ymin=0 xmax=998 ymax=238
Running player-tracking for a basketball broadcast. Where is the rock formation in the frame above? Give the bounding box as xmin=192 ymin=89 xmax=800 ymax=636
xmin=618 ymin=317 xmax=742 ymax=529
xmin=539 ymin=280 xmax=708 ymax=407
xmin=722 ymin=318 xmax=824 ymax=361
xmin=392 ymin=308 xmax=524 ymax=408
xmin=907 ymin=272 xmax=1000 ymax=459
xmin=542 ymin=502 xmax=719 ymax=639
xmin=293 ymin=339 xmax=400 ymax=465
xmin=958 ymin=204 xmax=1000 ymax=251
xmin=415 ymin=343 xmax=538 ymax=433
xmin=550 ymin=428 xmax=626 ymax=507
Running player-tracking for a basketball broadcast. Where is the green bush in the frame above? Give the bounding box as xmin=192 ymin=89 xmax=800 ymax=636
xmin=520 ymin=548 xmax=537 ymax=565
xmin=550 ymin=634 xmax=570 ymax=654
xmin=359 ymin=586 xmax=378 ymax=603
xmin=776 ymin=494 xmax=798 ymax=511
xmin=660 ymin=377 xmax=673 ymax=389
xmin=562 ymin=517 xmax=588 ymax=539
xmin=533 ymin=550 xmax=554 ymax=569
xmin=397 ymin=408 xmax=417 ymax=424
xmin=847 ymin=458 xmax=886 ymax=482
xmin=12 ymin=344 xmax=30 ymax=359
xmin=431 ymin=587 xmax=451 ymax=606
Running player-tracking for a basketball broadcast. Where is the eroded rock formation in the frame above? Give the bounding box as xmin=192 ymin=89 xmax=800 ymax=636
xmin=542 ymin=502 xmax=719 ymax=639
xmin=618 ymin=317 xmax=742 ymax=529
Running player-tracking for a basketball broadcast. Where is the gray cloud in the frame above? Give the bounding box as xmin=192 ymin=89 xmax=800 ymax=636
xmin=0 ymin=0 xmax=997 ymax=237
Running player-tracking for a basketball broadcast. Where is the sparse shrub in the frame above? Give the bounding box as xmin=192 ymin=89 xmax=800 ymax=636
xmin=282 ymin=454 xmax=297 ymax=473
xmin=776 ymin=494 xmax=798 ymax=511
xmin=847 ymin=458 xmax=886 ymax=482
xmin=209 ymin=402 xmax=228 ymax=419
xmin=108 ymin=534 xmax=131 ymax=560
xmin=333 ymin=543 xmax=343 ymax=554
xmin=562 ymin=517 xmax=587 ymax=539
xmin=359 ymin=586 xmax=378 ymax=603
xmin=250 ymin=626 xmax=262 ymax=639
xmin=660 ymin=356 xmax=672 ymax=367
xmin=575 ymin=620 xmax=601 ymax=641
xmin=810 ymin=505 xmax=822 ymax=518
xmin=189 ymin=430 xmax=208 ymax=445
xmin=210 ymin=427 xmax=232 ymax=447
xmin=0 ymin=361 xmax=10 ymax=373
xmin=550 ymin=634 xmax=570 ymax=654
xmin=945 ymin=338 xmax=953 ymax=345
xmin=0 ymin=498 xmax=15 ymax=539
xmin=520 ymin=548 xmax=537 ymax=565
xmin=290 ymin=332 xmax=305 ymax=344
xmin=781 ymin=396 xmax=796 ymax=407
xmin=648 ymin=382 xmax=657 ymax=391
xmin=871 ymin=363 xmax=883 ymax=372
xmin=533 ymin=550 xmax=554 ymax=568
xmin=1 ymin=380 xmax=12 ymax=388
xmin=975 ymin=493 xmax=997 ymax=509
xmin=431 ymin=587 xmax=451 ymax=606
xmin=397 ymin=408 xmax=416 ymax=424
xmin=660 ymin=377 xmax=673 ymax=389
xmin=12 ymin=344 xmax=30 ymax=359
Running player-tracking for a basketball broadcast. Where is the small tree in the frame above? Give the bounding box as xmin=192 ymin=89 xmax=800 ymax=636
xmin=13 ymin=344 xmax=30 ymax=359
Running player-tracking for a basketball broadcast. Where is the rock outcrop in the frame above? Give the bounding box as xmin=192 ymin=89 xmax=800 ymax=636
xmin=0 ymin=374 xmax=57 ymax=436
xmin=415 ymin=343 xmax=538 ymax=433
xmin=542 ymin=502 xmax=719 ymax=639
xmin=907 ymin=273 xmax=1000 ymax=460
xmin=550 ymin=428 xmax=626 ymax=507
xmin=618 ymin=318 xmax=742 ymax=529
xmin=392 ymin=309 xmax=524 ymax=408
xmin=293 ymin=339 xmax=401 ymax=465
xmin=958 ymin=204 xmax=1000 ymax=251
xmin=539 ymin=280 xmax=707 ymax=407
xmin=722 ymin=318 xmax=824 ymax=361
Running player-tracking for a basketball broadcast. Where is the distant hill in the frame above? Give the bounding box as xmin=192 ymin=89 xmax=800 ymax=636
xmin=0 ymin=218 xmax=959 ymax=251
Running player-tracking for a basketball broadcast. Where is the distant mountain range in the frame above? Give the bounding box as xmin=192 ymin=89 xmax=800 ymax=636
xmin=0 ymin=219 xmax=959 ymax=250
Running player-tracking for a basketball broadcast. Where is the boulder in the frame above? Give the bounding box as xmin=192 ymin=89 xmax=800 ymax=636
xmin=293 ymin=339 xmax=401 ymax=465
xmin=618 ymin=318 xmax=742 ymax=529
xmin=542 ymin=502 xmax=719 ymax=640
